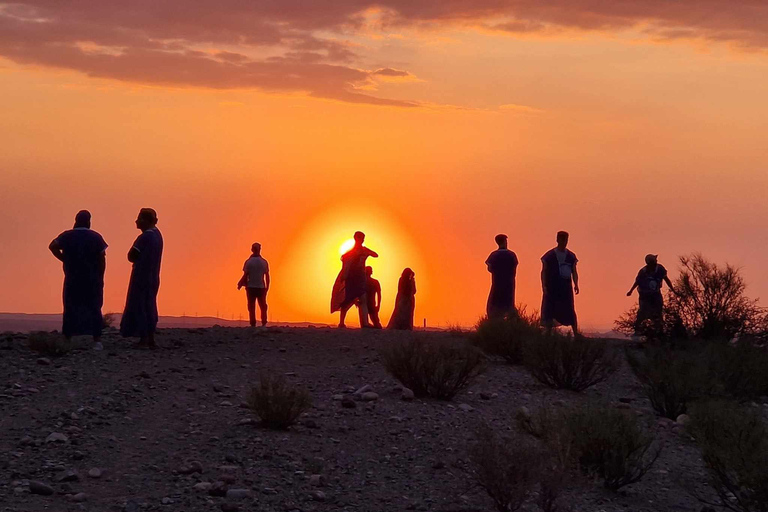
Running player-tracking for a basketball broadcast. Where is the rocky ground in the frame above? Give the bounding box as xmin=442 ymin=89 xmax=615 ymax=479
xmin=0 ymin=327 xmax=723 ymax=512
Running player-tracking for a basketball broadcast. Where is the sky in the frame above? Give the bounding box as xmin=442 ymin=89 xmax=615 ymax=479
xmin=1 ymin=1 xmax=767 ymax=330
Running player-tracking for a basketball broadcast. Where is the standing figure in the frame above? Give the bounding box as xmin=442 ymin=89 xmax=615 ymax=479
xmin=365 ymin=266 xmax=382 ymax=329
xmin=387 ymin=268 xmax=417 ymax=330
xmin=331 ymin=231 xmax=378 ymax=328
xmin=541 ymin=231 xmax=580 ymax=335
xmin=120 ymin=208 xmax=163 ymax=348
xmin=48 ymin=210 xmax=108 ymax=348
xmin=237 ymin=243 xmax=270 ymax=327
xmin=485 ymin=234 xmax=519 ymax=319
xmin=626 ymin=254 xmax=675 ymax=337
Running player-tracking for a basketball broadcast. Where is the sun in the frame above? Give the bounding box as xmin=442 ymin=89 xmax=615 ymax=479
xmin=339 ymin=238 xmax=356 ymax=255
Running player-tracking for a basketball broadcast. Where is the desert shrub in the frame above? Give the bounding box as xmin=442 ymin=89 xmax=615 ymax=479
xmin=246 ymin=373 xmax=311 ymax=430
xmin=521 ymin=406 xmax=660 ymax=491
xmin=473 ymin=307 xmax=541 ymax=365
xmin=102 ymin=312 xmax=117 ymax=329
xmin=703 ymin=341 xmax=768 ymax=400
xmin=689 ymin=400 xmax=768 ymax=512
xmin=524 ymin=333 xmax=618 ymax=391
xmin=28 ymin=331 xmax=72 ymax=356
xmin=470 ymin=424 xmax=547 ymax=512
xmin=616 ymin=254 xmax=768 ymax=341
xmin=381 ymin=338 xmax=485 ymax=400
xmin=626 ymin=345 xmax=713 ymax=418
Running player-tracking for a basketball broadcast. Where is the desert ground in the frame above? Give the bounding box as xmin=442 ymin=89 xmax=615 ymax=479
xmin=0 ymin=327 xmax=724 ymax=512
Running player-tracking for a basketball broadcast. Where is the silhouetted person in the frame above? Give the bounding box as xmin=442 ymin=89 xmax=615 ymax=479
xmin=48 ymin=210 xmax=108 ymax=348
xmin=331 ymin=231 xmax=378 ymax=328
xmin=541 ymin=231 xmax=580 ymax=335
xmin=485 ymin=234 xmax=519 ymax=319
xmin=627 ymin=254 xmax=676 ymax=336
xmin=120 ymin=208 xmax=163 ymax=348
xmin=237 ymin=243 xmax=270 ymax=327
xmin=387 ymin=268 xmax=416 ymax=330
xmin=365 ymin=266 xmax=382 ymax=329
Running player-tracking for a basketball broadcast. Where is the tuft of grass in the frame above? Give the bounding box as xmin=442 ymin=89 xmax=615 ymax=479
xmin=524 ymin=333 xmax=618 ymax=392
xmin=28 ymin=331 xmax=72 ymax=356
xmin=246 ymin=374 xmax=311 ymax=430
xmin=473 ymin=307 xmax=541 ymax=365
xmin=380 ymin=337 xmax=485 ymax=400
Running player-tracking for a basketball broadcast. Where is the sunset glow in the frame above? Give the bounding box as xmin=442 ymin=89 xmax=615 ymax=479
xmin=339 ymin=239 xmax=356 ymax=256
xmin=1 ymin=1 xmax=767 ymax=330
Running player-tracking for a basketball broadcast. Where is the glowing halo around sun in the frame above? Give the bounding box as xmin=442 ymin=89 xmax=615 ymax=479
xmin=339 ymin=238 xmax=356 ymax=255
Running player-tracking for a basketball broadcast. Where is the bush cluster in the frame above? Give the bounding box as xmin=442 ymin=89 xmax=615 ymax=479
xmin=246 ymin=373 xmax=311 ymax=430
xmin=472 ymin=307 xmax=541 ymax=365
xmin=28 ymin=331 xmax=72 ymax=356
xmin=380 ymin=337 xmax=485 ymax=400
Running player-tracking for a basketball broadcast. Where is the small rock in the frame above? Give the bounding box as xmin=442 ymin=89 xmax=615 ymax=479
xmin=309 ymin=474 xmax=326 ymax=487
xmin=71 ymin=493 xmax=88 ymax=503
xmin=178 ymin=460 xmax=203 ymax=474
xmin=517 ymin=406 xmax=532 ymax=421
xmin=162 ymin=497 xmax=172 ymax=505
xmin=88 ymin=468 xmax=102 ymax=479
xmin=361 ymin=392 xmax=379 ymax=402
xmin=209 ymin=481 xmax=228 ymax=497
xmin=46 ymin=432 xmax=69 ymax=443
xmin=676 ymin=414 xmax=691 ymax=426
xmin=29 ymin=480 xmax=54 ymax=496
xmin=56 ymin=469 xmax=79 ymax=482
xmin=341 ymin=397 xmax=356 ymax=409
xmin=458 ymin=404 xmax=474 ymax=412
xmin=311 ymin=490 xmax=326 ymax=501
xmin=480 ymin=392 xmax=491 ymax=400
xmin=619 ymin=397 xmax=633 ymax=403
xmin=37 ymin=357 xmax=52 ymax=366
xmin=193 ymin=482 xmax=212 ymax=492
xmin=303 ymin=419 xmax=319 ymax=429
xmin=332 ymin=394 xmax=344 ymax=401
xmin=401 ymin=388 xmax=415 ymax=401
xmin=221 ymin=504 xmax=240 ymax=512
xmin=20 ymin=435 xmax=33 ymax=446
xmin=226 ymin=489 xmax=252 ymax=500
xmin=354 ymin=384 xmax=372 ymax=395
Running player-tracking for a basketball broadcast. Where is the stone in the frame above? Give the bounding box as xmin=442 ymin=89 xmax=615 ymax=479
xmin=303 ymin=419 xmax=319 ymax=429
xmin=458 ymin=404 xmax=474 ymax=412
xmin=676 ymin=414 xmax=691 ymax=426
xmin=361 ymin=392 xmax=379 ymax=402
xmin=178 ymin=460 xmax=203 ymax=474
xmin=619 ymin=397 xmax=633 ymax=403
xmin=20 ymin=435 xmax=33 ymax=446
xmin=209 ymin=481 xmax=228 ymax=497
xmin=480 ymin=392 xmax=491 ymax=400
xmin=354 ymin=384 xmax=372 ymax=395
xmin=59 ymin=483 xmax=74 ymax=494
xmin=401 ymin=388 xmax=415 ymax=401
xmin=332 ymin=394 xmax=344 ymax=401
xmin=56 ymin=469 xmax=80 ymax=482
xmin=37 ymin=357 xmax=52 ymax=366
xmin=221 ymin=504 xmax=240 ymax=512
xmin=71 ymin=493 xmax=88 ymax=502
xmin=341 ymin=397 xmax=356 ymax=409
xmin=226 ymin=489 xmax=252 ymax=500
xmin=29 ymin=480 xmax=54 ymax=496
xmin=46 ymin=432 xmax=69 ymax=443
xmin=193 ymin=482 xmax=213 ymax=492
xmin=162 ymin=497 xmax=173 ymax=505
xmin=88 ymin=468 xmax=102 ymax=479
xmin=309 ymin=474 xmax=326 ymax=487
xmin=517 ymin=406 xmax=532 ymax=421
xmin=311 ymin=490 xmax=326 ymax=501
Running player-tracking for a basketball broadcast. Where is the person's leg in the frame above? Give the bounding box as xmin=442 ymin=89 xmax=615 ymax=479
xmin=339 ymin=303 xmax=351 ymax=328
xmin=246 ymin=289 xmax=257 ymax=327
xmin=370 ymin=308 xmax=382 ymax=329
xmin=358 ymin=294 xmax=370 ymax=327
xmin=571 ymin=313 xmax=579 ymax=337
xmin=257 ymin=290 xmax=268 ymax=327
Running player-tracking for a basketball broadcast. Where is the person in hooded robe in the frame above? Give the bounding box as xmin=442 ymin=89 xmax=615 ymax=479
xmin=331 ymin=231 xmax=378 ymax=328
xmin=120 ymin=208 xmax=163 ymax=348
xmin=49 ymin=210 xmax=108 ymax=347
xmin=541 ymin=231 xmax=580 ymax=336
xmin=387 ymin=268 xmax=416 ymax=330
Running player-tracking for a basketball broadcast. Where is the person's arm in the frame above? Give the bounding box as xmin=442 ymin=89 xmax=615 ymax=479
xmin=663 ymin=276 xmax=676 ymax=294
xmin=375 ymin=284 xmax=381 ymax=310
xmin=98 ymin=251 xmax=106 ymax=276
xmin=627 ymin=283 xmax=638 ymax=296
xmin=367 ymin=248 xmax=378 ymax=258
xmin=265 ymin=271 xmax=270 ymax=292
xmin=412 ymin=278 xmax=417 ymax=295
xmin=541 ymin=261 xmax=547 ymax=294
xmin=49 ymin=239 xmax=64 ymax=262
xmin=572 ymin=263 xmax=580 ymax=295
xmin=237 ymin=272 xmax=247 ymax=290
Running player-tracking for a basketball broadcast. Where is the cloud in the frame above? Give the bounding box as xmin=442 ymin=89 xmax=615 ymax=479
xmin=0 ymin=1 xmax=766 ymax=106
xmin=499 ymin=103 xmax=544 ymax=114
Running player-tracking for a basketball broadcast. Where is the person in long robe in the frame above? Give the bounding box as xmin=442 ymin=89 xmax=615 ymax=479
xmin=331 ymin=231 xmax=378 ymax=328
xmin=120 ymin=208 xmax=163 ymax=347
xmin=626 ymin=254 xmax=676 ymax=337
xmin=387 ymin=268 xmax=416 ymax=330
xmin=485 ymin=234 xmax=519 ymax=319
xmin=49 ymin=210 xmax=108 ymax=347
xmin=541 ymin=231 xmax=580 ymax=335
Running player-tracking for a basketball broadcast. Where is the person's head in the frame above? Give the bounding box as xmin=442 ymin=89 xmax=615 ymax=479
xmin=556 ymin=231 xmax=569 ymax=249
xmin=251 ymin=242 xmax=262 ymax=256
xmin=354 ymin=231 xmax=365 ymax=245
xmin=135 ymin=208 xmax=158 ymax=231
xmin=402 ymin=267 xmax=415 ymax=279
xmin=645 ymin=254 xmax=658 ymax=267
xmin=74 ymin=210 xmax=91 ymax=229
xmin=365 ymin=266 xmax=373 ymax=277
xmin=495 ymin=234 xmax=508 ymax=249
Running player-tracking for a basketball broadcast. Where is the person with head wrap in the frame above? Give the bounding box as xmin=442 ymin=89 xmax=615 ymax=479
xmin=627 ymin=254 xmax=676 ymax=337
xmin=387 ymin=268 xmax=417 ymax=330
xmin=120 ymin=208 xmax=163 ymax=347
xmin=49 ymin=210 xmax=108 ymax=347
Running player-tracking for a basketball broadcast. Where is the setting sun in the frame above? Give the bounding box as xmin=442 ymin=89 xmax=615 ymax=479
xmin=339 ymin=239 xmax=356 ymax=256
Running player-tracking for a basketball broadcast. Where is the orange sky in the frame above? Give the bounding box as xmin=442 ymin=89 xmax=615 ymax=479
xmin=1 ymin=2 xmax=767 ymax=330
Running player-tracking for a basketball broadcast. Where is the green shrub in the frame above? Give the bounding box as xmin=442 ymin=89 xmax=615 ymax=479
xmin=626 ymin=345 xmax=713 ymax=419
xmin=28 ymin=331 xmax=71 ymax=356
xmin=246 ymin=374 xmax=311 ymax=430
xmin=381 ymin=338 xmax=485 ymax=400
xmin=689 ymin=400 xmax=768 ymax=512
xmin=524 ymin=333 xmax=618 ymax=391
xmin=473 ymin=307 xmax=541 ymax=365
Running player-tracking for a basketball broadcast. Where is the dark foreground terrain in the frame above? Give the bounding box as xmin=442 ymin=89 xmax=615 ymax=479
xmin=0 ymin=327 xmax=722 ymax=512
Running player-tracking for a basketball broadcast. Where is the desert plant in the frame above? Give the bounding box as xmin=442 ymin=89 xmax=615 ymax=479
xmin=246 ymin=373 xmax=311 ymax=430
xmin=689 ymin=400 xmax=768 ymax=512
xmin=470 ymin=424 xmax=546 ymax=512
xmin=381 ymin=337 xmax=485 ymax=400
xmin=524 ymin=333 xmax=618 ymax=391
xmin=626 ymin=345 xmax=712 ymax=418
xmin=473 ymin=306 xmax=541 ymax=364
xmin=703 ymin=341 xmax=768 ymax=400
xmin=102 ymin=312 xmax=117 ymax=329
xmin=28 ymin=331 xmax=72 ymax=356
xmin=616 ymin=254 xmax=768 ymax=341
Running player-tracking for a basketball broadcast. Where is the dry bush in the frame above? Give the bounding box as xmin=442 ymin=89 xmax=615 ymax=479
xmin=703 ymin=341 xmax=768 ymax=401
xmin=519 ymin=405 xmax=660 ymax=491
xmin=28 ymin=331 xmax=72 ymax=356
xmin=102 ymin=312 xmax=117 ymax=329
xmin=473 ymin=306 xmax=541 ymax=365
xmin=626 ymin=345 xmax=712 ymax=419
xmin=524 ymin=333 xmax=618 ymax=392
xmin=246 ymin=374 xmax=311 ymax=430
xmin=470 ymin=424 xmax=548 ymax=512
xmin=689 ymin=400 xmax=768 ymax=512
xmin=381 ymin=337 xmax=485 ymax=400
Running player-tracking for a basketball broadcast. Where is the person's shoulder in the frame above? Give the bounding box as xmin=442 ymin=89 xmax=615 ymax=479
xmin=542 ymin=248 xmax=554 ymax=259
xmin=56 ymin=229 xmax=73 ymax=240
